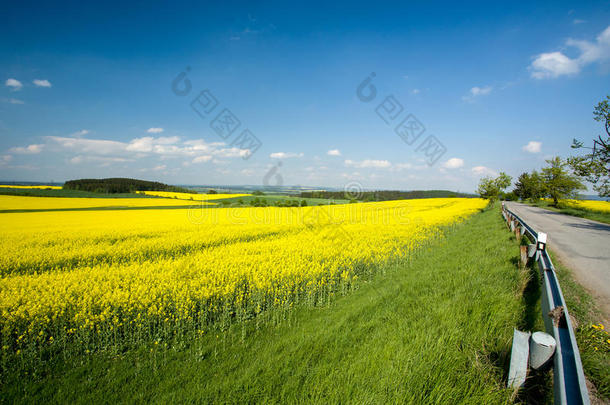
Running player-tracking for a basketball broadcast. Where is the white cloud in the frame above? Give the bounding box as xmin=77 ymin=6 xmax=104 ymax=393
xmin=573 ymin=19 xmax=586 ymax=24
xmin=530 ymin=52 xmax=581 ymax=79
xmin=462 ymin=86 xmax=492 ymax=102
xmin=327 ymin=149 xmax=341 ymax=156
xmin=155 ymin=136 xmax=179 ymax=144
xmin=126 ymin=136 xmax=179 ymax=154
xmin=522 ymin=141 xmax=542 ymax=153
xmin=70 ymin=155 xmax=132 ymax=165
xmin=471 ymin=166 xmax=497 ymax=177
xmin=269 ymin=152 xmax=304 ymax=159
xmin=345 ymin=159 xmax=391 ymax=169
xmin=151 ymin=165 xmax=166 ymax=171
xmin=147 ymin=127 xmax=164 ymax=133
xmin=192 ymin=155 xmax=212 ymax=163
xmin=530 ymin=25 xmax=610 ymax=79
xmin=411 ymin=89 xmax=420 ymax=95
xmin=5 ymin=78 xmax=22 ymax=90
xmin=25 ymin=133 xmax=251 ymax=169
xmin=49 ymin=136 xmax=126 ymax=155
xmin=33 ymin=79 xmax=51 ymax=88
xmin=471 ymin=86 xmax=492 ymax=96
xmin=9 ymin=144 xmax=43 ymax=154
xmin=0 ymin=155 xmax=12 ymax=164
xmin=215 ymin=147 xmax=250 ymax=158
xmin=442 ymin=157 xmax=464 ymax=169
xmin=126 ymin=137 xmax=154 ymax=152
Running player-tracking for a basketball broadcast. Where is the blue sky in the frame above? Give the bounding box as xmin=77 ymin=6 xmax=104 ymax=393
xmin=1 ymin=1 xmax=609 ymax=192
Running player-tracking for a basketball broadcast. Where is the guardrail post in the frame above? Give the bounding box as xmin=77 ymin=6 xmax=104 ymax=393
xmin=520 ymin=245 xmax=528 ymax=269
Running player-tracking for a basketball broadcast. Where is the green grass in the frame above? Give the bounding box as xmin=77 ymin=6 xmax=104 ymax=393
xmin=0 ymin=207 xmax=535 ymax=404
xmin=526 ymin=200 xmax=610 ymax=225
xmin=549 ymin=250 xmax=610 ymax=400
xmin=207 ymin=194 xmax=350 ymax=207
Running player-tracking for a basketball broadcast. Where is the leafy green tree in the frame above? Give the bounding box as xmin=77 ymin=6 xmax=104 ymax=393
xmin=568 ymin=95 xmax=610 ymax=197
xmin=541 ymin=157 xmax=586 ymax=205
xmin=513 ymin=170 xmax=545 ymax=202
xmin=477 ymin=172 xmax=512 ymax=202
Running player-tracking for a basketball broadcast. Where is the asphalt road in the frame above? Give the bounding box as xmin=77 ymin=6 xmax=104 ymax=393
xmin=506 ymin=202 xmax=610 ymax=322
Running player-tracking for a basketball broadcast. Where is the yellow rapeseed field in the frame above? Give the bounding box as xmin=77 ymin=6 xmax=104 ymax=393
xmin=0 ymin=195 xmax=211 ymax=211
xmin=562 ymin=199 xmax=610 ymax=213
xmin=137 ymin=191 xmax=249 ymax=200
xmin=0 ymin=184 xmax=62 ymax=190
xmin=0 ymin=197 xmax=487 ymax=356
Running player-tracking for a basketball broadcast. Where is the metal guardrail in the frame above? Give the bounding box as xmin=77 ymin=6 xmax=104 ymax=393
xmin=501 ymin=203 xmax=590 ymax=405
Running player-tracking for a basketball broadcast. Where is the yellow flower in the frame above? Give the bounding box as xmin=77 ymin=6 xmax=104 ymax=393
xmin=0 ymin=197 xmax=487 ymax=352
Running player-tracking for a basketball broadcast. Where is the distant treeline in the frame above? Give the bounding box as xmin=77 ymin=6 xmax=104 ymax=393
xmin=63 ymin=178 xmax=195 ymax=194
xmin=299 ymin=190 xmax=477 ymax=201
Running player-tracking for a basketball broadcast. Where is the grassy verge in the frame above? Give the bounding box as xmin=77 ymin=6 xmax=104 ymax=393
xmin=1 ymin=206 xmax=532 ymax=403
xmin=549 ymin=250 xmax=610 ymax=400
xmin=526 ymin=200 xmax=610 ymax=225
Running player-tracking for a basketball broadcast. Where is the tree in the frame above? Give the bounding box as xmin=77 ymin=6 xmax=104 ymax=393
xmin=513 ymin=170 xmax=545 ymax=202
xmin=477 ymin=172 xmax=512 ymax=202
xmin=541 ymin=157 xmax=586 ymax=205
xmin=568 ymin=95 xmax=610 ymax=197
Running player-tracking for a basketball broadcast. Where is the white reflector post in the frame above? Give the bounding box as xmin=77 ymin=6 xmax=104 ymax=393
xmin=537 ymin=232 xmax=547 ymax=251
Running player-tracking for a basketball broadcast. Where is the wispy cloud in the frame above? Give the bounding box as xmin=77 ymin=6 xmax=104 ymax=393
xmin=5 ymin=78 xmax=22 ymax=91
xmin=530 ymin=25 xmax=610 ymax=79
xmin=269 ymin=152 xmax=304 ymax=159
xmin=522 ymin=141 xmax=542 ymax=153
xmin=70 ymin=155 xmax=133 ymax=165
xmin=9 ymin=144 xmax=43 ymax=154
xmin=462 ymin=86 xmax=492 ymax=102
xmin=71 ymin=129 xmax=89 ymax=137
xmin=38 ymin=133 xmax=251 ymax=163
xmin=394 ymin=162 xmax=413 ymax=170
xmin=345 ymin=159 xmax=391 ymax=169
xmin=327 ymin=149 xmax=341 ymax=156
xmin=192 ymin=155 xmax=212 ymax=163
xmin=1 ymin=98 xmax=24 ymax=105
xmin=147 ymin=127 xmax=164 ymax=133
xmin=33 ymin=79 xmax=52 ymax=88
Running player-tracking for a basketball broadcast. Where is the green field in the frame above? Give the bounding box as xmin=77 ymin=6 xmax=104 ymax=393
xmin=208 ymin=193 xmax=350 ymax=207
xmin=1 ymin=206 xmax=546 ymax=404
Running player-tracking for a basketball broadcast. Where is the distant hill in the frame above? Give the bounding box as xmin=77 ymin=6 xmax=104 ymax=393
xmin=63 ymin=178 xmax=195 ymax=194
xmin=299 ymin=190 xmax=477 ymax=201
